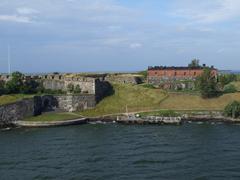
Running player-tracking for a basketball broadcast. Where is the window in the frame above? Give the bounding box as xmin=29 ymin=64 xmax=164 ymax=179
xmin=184 ymin=72 xmax=186 ymax=76
xmin=155 ymin=72 xmax=158 ymax=75
xmin=194 ymin=72 xmax=196 ymax=76
xmin=174 ymin=72 xmax=177 ymax=76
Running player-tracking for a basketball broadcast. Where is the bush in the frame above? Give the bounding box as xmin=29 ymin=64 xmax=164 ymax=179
xmin=224 ymin=101 xmax=240 ymax=118
xmin=142 ymin=84 xmax=155 ymax=89
xmin=218 ymin=74 xmax=237 ymax=89
xmin=223 ymin=84 xmax=237 ymax=94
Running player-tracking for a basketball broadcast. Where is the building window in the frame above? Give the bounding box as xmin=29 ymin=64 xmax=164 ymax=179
xmin=155 ymin=72 xmax=157 ymax=75
xmin=194 ymin=72 xmax=196 ymax=76
xmin=184 ymin=72 xmax=186 ymax=76
xmin=174 ymin=72 xmax=177 ymax=76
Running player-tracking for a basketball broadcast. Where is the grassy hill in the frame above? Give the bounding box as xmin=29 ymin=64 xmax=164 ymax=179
xmin=79 ymin=84 xmax=240 ymax=117
xmin=0 ymin=94 xmax=33 ymax=106
xmin=79 ymin=84 xmax=168 ymax=117
xmin=160 ymin=92 xmax=240 ymax=111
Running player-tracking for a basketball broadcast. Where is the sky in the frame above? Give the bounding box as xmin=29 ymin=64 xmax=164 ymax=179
xmin=0 ymin=0 xmax=240 ymax=73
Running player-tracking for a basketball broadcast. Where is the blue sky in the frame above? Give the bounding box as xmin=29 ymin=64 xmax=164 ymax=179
xmin=0 ymin=0 xmax=240 ymax=73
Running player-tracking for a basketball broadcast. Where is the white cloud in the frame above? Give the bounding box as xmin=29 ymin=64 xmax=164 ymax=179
xmin=17 ymin=7 xmax=39 ymax=15
xmin=172 ymin=0 xmax=240 ymax=24
xmin=0 ymin=15 xmax=31 ymax=23
xmin=129 ymin=43 xmax=142 ymax=49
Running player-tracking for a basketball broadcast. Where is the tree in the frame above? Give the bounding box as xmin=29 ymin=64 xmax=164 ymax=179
xmin=21 ymin=79 xmax=40 ymax=94
xmin=74 ymin=84 xmax=81 ymax=94
xmin=195 ymin=68 xmax=218 ymax=98
xmin=67 ymin=83 xmax=74 ymax=93
xmin=224 ymin=101 xmax=240 ymax=118
xmin=5 ymin=71 xmax=24 ymax=94
xmin=0 ymin=80 xmax=6 ymax=95
xmin=188 ymin=59 xmax=200 ymax=68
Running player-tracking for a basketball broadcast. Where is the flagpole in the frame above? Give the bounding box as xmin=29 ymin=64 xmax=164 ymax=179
xmin=8 ymin=45 xmax=11 ymax=74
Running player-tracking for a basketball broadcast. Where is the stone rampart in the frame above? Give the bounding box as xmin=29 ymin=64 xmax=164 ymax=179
xmin=0 ymin=98 xmax=36 ymax=127
xmin=105 ymin=74 xmax=142 ymax=85
xmin=43 ymin=79 xmax=95 ymax=94
xmin=55 ymin=95 xmax=96 ymax=112
xmin=0 ymin=94 xmax=97 ymax=127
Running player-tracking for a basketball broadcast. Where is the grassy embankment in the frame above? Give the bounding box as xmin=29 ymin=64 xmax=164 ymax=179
xmin=0 ymin=94 xmax=34 ymax=106
xmin=24 ymin=112 xmax=81 ymax=122
xmin=79 ymin=84 xmax=168 ymax=117
xmin=79 ymin=83 xmax=240 ymax=117
xmin=3 ymin=83 xmax=240 ymax=120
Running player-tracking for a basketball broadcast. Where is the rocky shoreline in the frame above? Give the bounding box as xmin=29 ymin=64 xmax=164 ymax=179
xmin=1 ymin=114 xmax=240 ymax=129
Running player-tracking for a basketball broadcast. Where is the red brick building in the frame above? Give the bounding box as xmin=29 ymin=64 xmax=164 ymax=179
xmin=147 ymin=65 xmax=218 ymax=87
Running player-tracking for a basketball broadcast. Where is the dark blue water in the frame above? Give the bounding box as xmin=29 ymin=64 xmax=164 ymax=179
xmin=1 ymin=123 xmax=240 ymax=180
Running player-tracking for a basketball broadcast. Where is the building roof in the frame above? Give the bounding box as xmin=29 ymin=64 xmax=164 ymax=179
xmin=148 ymin=66 xmax=217 ymax=71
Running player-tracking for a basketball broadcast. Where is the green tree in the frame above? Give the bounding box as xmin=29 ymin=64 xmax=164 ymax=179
xmin=74 ymin=84 xmax=81 ymax=94
xmin=67 ymin=83 xmax=74 ymax=93
xmin=22 ymin=79 xmax=40 ymax=94
xmin=224 ymin=101 xmax=240 ymax=118
xmin=0 ymin=80 xmax=6 ymax=95
xmin=196 ymin=68 xmax=218 ymax=98
xmin=5 ymin=71 xmax=24 ymax=94
xmin=188 ymin=59 xmax=200 ymax=68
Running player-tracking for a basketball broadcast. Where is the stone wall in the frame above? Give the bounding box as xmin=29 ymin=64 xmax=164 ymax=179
xmin=43 ymin=78 xmax=95 ymax=94
xmin=105 ymin=74 xmax=142 ymax=85
xmin=55 ymin=95 xmax=96 ymax=112
xmin=148 ymin=77 xmax=195 ymax=90
xmin=0 ymin=98 xmax=36 ymax=127
xmin=0 ymin=94 xmax=97 ymax=127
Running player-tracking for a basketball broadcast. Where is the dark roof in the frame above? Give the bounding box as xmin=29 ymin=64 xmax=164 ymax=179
xmin=148 ymin=66 xmax=217 ymax=71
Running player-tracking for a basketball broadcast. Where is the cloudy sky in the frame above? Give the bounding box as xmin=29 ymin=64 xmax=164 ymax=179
xmin=0 ymin=0 xmax=240 ymax=73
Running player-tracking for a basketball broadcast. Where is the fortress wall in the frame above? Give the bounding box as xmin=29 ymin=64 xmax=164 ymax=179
xmin=42 ymin=79 xmax=96 ymax=94
xmin=0 ymin=94 xmax=96 ymax=127
xmin=0 ymin=99 xmax=35 ymax=127
xmin=105 ymin=74 xmax=142 ymax=85
xmin=55 ymin=95 xmax=96 ymax=112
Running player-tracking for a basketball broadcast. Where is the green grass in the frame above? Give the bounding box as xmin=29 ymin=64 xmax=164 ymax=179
xmin=230 ymin=81 xmax=240 ymax=91
xmin=79 ymin=84 xmax=240 ymax=117
xmin=78 ymin=84 xmax=168 ymax=117
xmin=0 ymin=94 xmax=34 ymax=106
xmin=159 ymin=92 xmax=240 ymax=111
xmin=24 ymin=112 xmax=81 ymax=122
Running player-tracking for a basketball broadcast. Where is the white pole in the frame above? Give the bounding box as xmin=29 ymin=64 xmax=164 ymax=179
xmin=7 ymin=45 xmax=11 ymax=74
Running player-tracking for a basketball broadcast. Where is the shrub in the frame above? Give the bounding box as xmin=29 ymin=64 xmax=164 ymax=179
xmin=224 ymin=101 xmax=240 ymax=118
xmin=218 ymin=74 xmax=237 ymax=88
xmin=142 ymin=84 xmax=156 ymax=89
xmin=223 ymin=84 xmax=237 ymax=94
